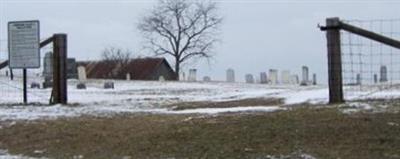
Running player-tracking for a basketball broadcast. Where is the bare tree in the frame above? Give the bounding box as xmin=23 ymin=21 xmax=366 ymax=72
xmin=101 ymin=47 xmax=132 ymax=65
xmin=138 ymin=0 xmax=222 ymax=80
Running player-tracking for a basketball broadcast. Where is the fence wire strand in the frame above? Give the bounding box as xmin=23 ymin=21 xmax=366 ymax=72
xmin=340 ymin=19 xmax=400 ymax=100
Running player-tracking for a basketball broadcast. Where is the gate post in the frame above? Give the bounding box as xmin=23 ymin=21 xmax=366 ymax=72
xmin=51 ymin=34 xmax=68 ymax=104
xmin=325 ymin=17 xmax=344 ymax=104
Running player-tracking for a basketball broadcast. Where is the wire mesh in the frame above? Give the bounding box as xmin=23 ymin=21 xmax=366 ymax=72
xmin=340 ymin=19 xmax=400 ymax=100
xmin=0 ymin=39 xmax=53 ymax=104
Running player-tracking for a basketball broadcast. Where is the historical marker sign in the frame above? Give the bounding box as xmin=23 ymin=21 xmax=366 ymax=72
xmin=8 ymin=20 xmax=40 ymax=68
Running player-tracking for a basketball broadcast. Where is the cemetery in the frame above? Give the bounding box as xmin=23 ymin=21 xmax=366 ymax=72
xmin=1 ymin=1 xmax=400 ymax=159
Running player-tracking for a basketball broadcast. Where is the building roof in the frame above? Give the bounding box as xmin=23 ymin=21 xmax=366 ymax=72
xmin=78 ymin=58 xmax=174 ymax=80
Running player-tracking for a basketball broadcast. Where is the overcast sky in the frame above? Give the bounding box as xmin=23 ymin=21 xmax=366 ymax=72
xmin=1 ymin=0 xmax=399 ymax=82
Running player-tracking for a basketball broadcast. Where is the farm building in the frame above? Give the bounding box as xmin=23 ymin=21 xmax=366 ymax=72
xmin=77 ymin=58 xmax=176 ymax=81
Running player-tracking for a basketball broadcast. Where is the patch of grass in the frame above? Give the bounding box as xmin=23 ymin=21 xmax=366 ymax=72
xmin=0 ymin=107 xmax=399 ymax=159
xmin=169 ymin=97 xmax=284 ymax=110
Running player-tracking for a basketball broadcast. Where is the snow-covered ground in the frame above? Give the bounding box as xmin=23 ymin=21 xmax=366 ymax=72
xmin=1 ymin=76 xmax=400 ymax=121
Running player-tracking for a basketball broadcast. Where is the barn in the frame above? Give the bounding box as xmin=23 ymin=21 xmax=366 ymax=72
xmin=78 ymin=58 xmax=176 ymax=81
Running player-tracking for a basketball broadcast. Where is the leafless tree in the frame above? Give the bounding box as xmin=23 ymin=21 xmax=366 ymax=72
xmin=138 ymin=0 xmax=223 ymax=80
xmin=101 ymin=47 xmax=132 ymax=65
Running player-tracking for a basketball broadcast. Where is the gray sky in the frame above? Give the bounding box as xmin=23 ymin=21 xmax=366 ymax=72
xmin=1 ymin=0 xmax=399 ymax=82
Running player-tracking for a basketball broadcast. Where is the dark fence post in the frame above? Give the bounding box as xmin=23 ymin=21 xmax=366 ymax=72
xmin=51 ymin=34 xmax=68 ymax=104
xmin=325 ymin=17 xmax=344 ymax=104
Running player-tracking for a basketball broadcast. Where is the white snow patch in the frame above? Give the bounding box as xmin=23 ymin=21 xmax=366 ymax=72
xmin=0 ymin=149 xmax=46 ymax=159
xmin=339 ymin=102 xmax=373 ymax=114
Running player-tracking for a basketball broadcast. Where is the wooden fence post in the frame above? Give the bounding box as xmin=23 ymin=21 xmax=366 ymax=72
xmin=325 ymin=17 xmax=344 ymax=104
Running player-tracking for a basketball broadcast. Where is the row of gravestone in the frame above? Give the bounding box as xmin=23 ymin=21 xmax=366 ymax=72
xmin=180 ymin=66 xmax=317 ymax=85
xmin=179 ymin=67 xmax=317 ymax=85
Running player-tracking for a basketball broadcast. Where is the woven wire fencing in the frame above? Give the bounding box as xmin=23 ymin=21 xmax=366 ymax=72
xmin=0 ymin=39 xmax=52 ymax=104
xmin=340 ymin=19 xmax=400 ymax=100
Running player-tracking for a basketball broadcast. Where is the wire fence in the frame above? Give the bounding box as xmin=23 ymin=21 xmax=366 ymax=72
xmin=340 ymin=19 xmax=400 ymax=100
xmin=0 ymin=43 xmax=53 ymax=104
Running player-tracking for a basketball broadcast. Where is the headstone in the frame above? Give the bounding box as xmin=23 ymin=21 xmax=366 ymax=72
xmin=268 ymin=69 xmax=278 ymax=85
xmin=290 ymin=75 xmax=299 ymax=84
xmin=260 ymin=72 xmax=268 ymax=84
xmin=159 ymin=76 xmax=165 ymax=81
xmin=188 ymin=69 xmax=197 ymax=82
xmin=126 ymin=73 xmax=131 ymax=80
xmin=312 ymin=73 xmax=317 ymax=85
xmin=226 ymin=68 xmax=235 ymax=82
xmin=30 ymin=82 xmax=40 ymax=89
xmin=203 ymin=76 xmax=211 ymax=82
xmin=67 ymin=58 xmax=78 ymax=79
xmin=42 ymin=52 xmax=53 ymax=88
xmin=281 ymin=70 xmax=291 ymax=84
xmin=374 ymin=74 xmax=378 ymax=84
xmin=356 ymin=74 xmax=361 ymax=85
xmin=301 ymin=66 xmax=309 ymax=86
xmin=104 ymin=81 xmax=115 ymax=89
xmin=245 ymin=74 xmax=255 ymax=84
xmin=43 ymin=52 xmax=53 ymax=81
xmin=76 ymin=83 xmax=86 ymax=89
xmin=380 ymin=65 xmax=388 ymax=82
xmin=77 ymin=66 xmax=87 ymax=82
xmin=180 ymin=72 xmax=186 ymax=81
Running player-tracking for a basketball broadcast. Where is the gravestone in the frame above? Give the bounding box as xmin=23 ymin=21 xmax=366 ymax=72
xmin=159 ymin=76 xmax=165 ymax=81
xmin=43 ymin=52 xmax=53 ymax=79
xmin=203 ymin=76 xmax=211 ymax=82
xmin=30 ymin=82 xmax=40 ymax=89
xmin=374 ymin=74 xmax=378 ymax=84
xmin=245 ymin=74 xmax=254 ymax=84
xmin=42 ymin=52 xmax=53 ymax=88
xmin=301 ymin=66 xmax=309 ymax=86
xmin=259 ymin=72 xmax=268 ymax=84
xmin=226 ymin=68 xmax=235 ymax=82
xmin=126 ymin=73 xmax=131 ymax=80
xmin=356 ymin=74 xmax=361 ymax=85
xmin=188 ymin=69 xmax=197 ymax=82
xmin=180 ymin=72 xmax=186 ymax=81
xmin=67 ymin=58 xmax=78 ymax=79
xmin=313 ymin=73 xmax=317 ymax=85
xmin=76 ymin=83 xmax=86 ymax=89
xmin=268 ymin=69 xmax=278 ymax=85
xmin=380 ymin=66 xmax=388 ymax=82
xmin=281 ymin=70 xmax=291 ymax=84
xmin=77 ymin=66 xmax=87 ymax=82
xmin=104 ymin=81 xmax=115 ymax=89
xmin=290 ymin=75 xmax=299 ymax=85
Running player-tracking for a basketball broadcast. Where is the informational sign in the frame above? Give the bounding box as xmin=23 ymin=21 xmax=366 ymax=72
xmin=8 ymin=20 xmax=40 ymax=68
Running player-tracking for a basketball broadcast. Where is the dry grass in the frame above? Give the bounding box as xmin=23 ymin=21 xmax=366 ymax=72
xmin=0 ymin=107 xmax=399 ymax=159
xmin=168 ymin=97 xmax=284 ymax=110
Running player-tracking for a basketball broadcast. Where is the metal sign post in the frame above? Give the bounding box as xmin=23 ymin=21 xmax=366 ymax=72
xmin=8 ymin=20 xmax=40 ymax=104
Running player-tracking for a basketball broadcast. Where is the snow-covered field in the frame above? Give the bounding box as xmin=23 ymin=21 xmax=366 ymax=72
xmin=1 ymin=76 xmax=400 ymax=121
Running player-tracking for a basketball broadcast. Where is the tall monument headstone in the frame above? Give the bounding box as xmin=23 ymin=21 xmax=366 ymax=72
xmin=356 ymin=73 xmax=361 ymax=85
xmin=301 ymin=66 xmax=309 ymax=85
xmin=226 ymin=68 xmax=235 ymax=82
xmin=77 ymin=66 xmax=87 ymax=82
xmin=312 ymin=73 xmax=317 ymax=85
xmin=281 ymin=70 xmax=291 ymax=84
xmin=380 ymin=65 xmax=388 ymax=82
xmin=188 ymin=69 xmax=197 ymax=82
xmin=374 ymin=74 xmax=378 ymax=84
xmin=260 ymin=72 xmax=268 ymax=84
xmin=269 ymin=69 xmax=278 ymax=85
